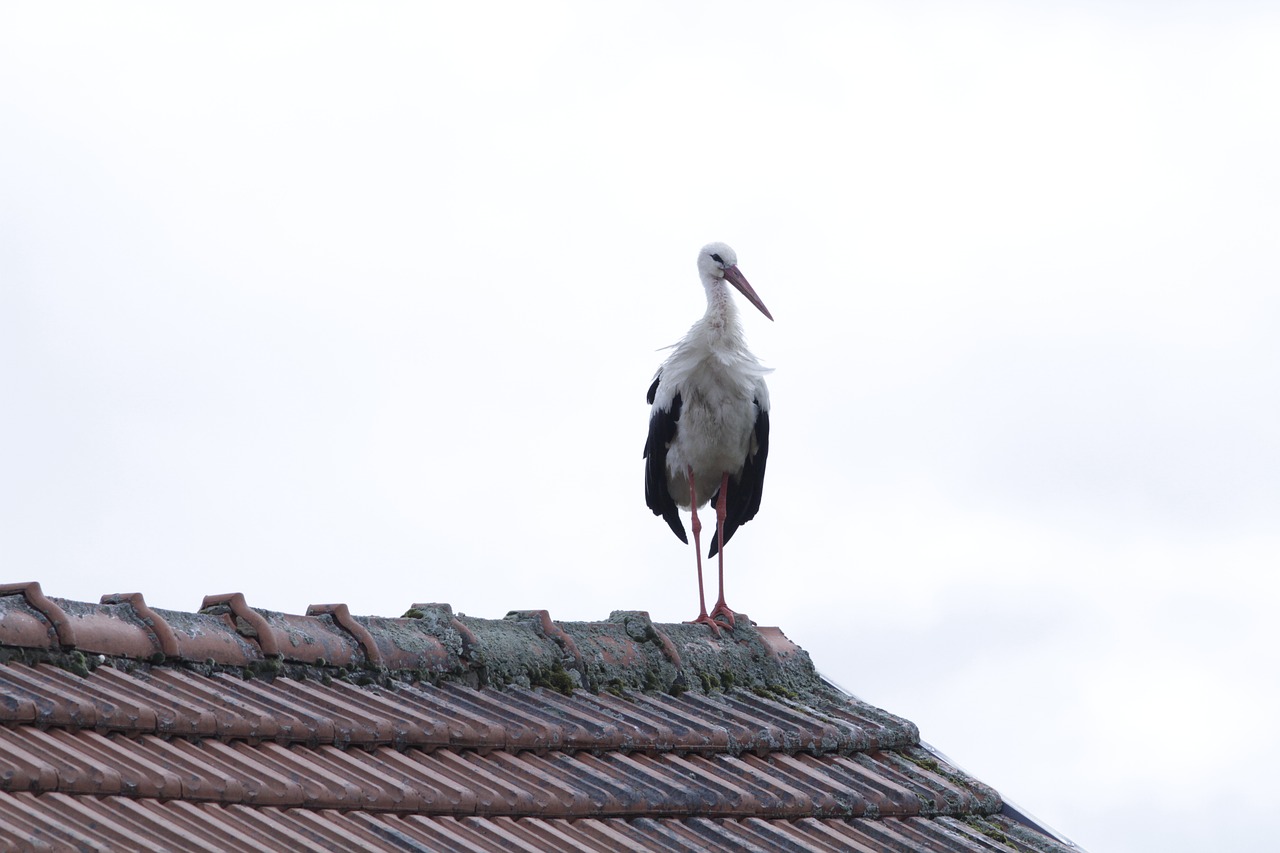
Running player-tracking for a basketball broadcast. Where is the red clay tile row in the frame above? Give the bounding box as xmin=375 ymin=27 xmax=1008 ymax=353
xmin=0 ymin=583 xmax=474 ymax=671
xmin=1 ymin=584 xmax=829 ymax=702
xmin=0 ymin=792 xmax=1071 ymax=853
xmin=0 ymin=724 xmax=996 ymax=820
xmin=0 ymin=662 xmax=915 ymax=754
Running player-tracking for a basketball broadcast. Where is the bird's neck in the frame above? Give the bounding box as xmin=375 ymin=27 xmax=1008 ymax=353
xmin=701 ymin=280 xmax=742 ymax=346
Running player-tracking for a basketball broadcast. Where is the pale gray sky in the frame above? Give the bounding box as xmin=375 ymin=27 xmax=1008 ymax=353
xmin=3 ymin=3 xmax=1278 ymax=850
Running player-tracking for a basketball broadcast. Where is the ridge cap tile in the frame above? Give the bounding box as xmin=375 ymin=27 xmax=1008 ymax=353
xmin=99 ymin=592 xmax=181 ymax=658
xmin=144 ymin=605 xmax=266 ymax=666
xmin=304 ymin=604 xmax=383 ymax=667
xmin=262 ymin=610 xmax=362 ymax=668
xmin=0 ymin=583 xmax=74 ymax=648
xmin=54 ymin=596 xmax=160 ymax=659
xmin=200 ymin=593 xmax=282 ymax=658
xmin=346 ymin=612 xmax=458 ymax=673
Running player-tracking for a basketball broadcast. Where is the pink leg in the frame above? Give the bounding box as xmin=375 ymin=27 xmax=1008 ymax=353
xmin=708 ymin=472 xmax=738 ymax=628
xmin=682 ymin=468 xmax=720 ymax=634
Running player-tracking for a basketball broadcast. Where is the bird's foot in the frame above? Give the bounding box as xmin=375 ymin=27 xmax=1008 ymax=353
xmin=685 ymin=613 xmax=723 ymax=635
xmin=708 ymin=602 xmax=738 ymax=630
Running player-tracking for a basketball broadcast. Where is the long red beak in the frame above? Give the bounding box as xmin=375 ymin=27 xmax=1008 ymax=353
xmin=723 ymin=265 xmax=774 ymax=321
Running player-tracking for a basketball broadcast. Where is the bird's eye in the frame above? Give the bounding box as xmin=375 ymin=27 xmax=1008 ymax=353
xmin=710 ymin=253 xmax=724 ymax=264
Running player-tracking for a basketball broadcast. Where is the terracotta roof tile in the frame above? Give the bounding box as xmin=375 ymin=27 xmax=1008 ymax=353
xmin=483 ymin=815 xmax=585 ymax=851
xmin=0 ymin=790 xmax=1068 ymax=852
xmin=0 ymin=585 xmax=1082 ymax=851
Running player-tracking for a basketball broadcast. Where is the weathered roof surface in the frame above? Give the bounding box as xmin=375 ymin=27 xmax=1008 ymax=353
xmin=0 ymin=582 xmax=1080 ymax=852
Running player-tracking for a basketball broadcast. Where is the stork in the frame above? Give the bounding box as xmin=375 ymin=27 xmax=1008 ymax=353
xmin=644 ymin=242 xmax=772 ymax=632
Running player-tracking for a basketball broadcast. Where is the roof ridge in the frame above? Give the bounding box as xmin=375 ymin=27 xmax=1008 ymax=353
xmin=0 ymin=583 xmax=825 ymax=702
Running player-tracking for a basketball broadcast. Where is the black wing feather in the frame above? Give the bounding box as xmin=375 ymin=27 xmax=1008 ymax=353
xmin=644 ymin=378 xmax=686 ymax=543
xmin=708 ymin=401 xmax=769 ymax=557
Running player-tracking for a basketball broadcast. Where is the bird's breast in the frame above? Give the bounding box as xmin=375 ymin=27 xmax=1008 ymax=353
xmin=663 ymin=380 xmax=760 ymax=506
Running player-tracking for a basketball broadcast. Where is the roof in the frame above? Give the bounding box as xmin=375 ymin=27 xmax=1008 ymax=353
xmin=0 ymin=582 xmax=1080 ymax=852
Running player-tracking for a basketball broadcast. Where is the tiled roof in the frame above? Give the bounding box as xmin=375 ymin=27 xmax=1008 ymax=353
xmin=0 ymin=582 xmax=1080 ymax=852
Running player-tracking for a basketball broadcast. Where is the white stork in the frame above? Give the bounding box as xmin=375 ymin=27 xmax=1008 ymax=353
xmin=644 ymin=242 xmax=772 ymax=631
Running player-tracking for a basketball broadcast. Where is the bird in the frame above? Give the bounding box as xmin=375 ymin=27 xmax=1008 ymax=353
xmin=644 ymin=242 xmax=773 ymax=632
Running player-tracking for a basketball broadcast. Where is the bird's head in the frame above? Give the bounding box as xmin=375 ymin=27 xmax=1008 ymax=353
xmin=697 ymin=242 xmax=774 ymax=321
xmin=698 ymin=242 xmax=739 ymax=280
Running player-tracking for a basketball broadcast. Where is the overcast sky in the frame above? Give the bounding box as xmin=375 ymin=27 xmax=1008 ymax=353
xmin=3 ymin=3 xmax=1277 ymax=850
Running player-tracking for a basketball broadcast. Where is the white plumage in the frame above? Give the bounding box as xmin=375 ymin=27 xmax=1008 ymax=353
xmin=644 ymin=242 xmax=773 ymax=631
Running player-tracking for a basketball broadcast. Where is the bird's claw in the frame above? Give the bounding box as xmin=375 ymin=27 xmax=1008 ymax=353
xmin=709 ymin=603 xmax=738 ymax=630
xmin=685 ymin=614 xmax=724 ymax=635
xmin=686 ymin=607 xmax=740 ymax=635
